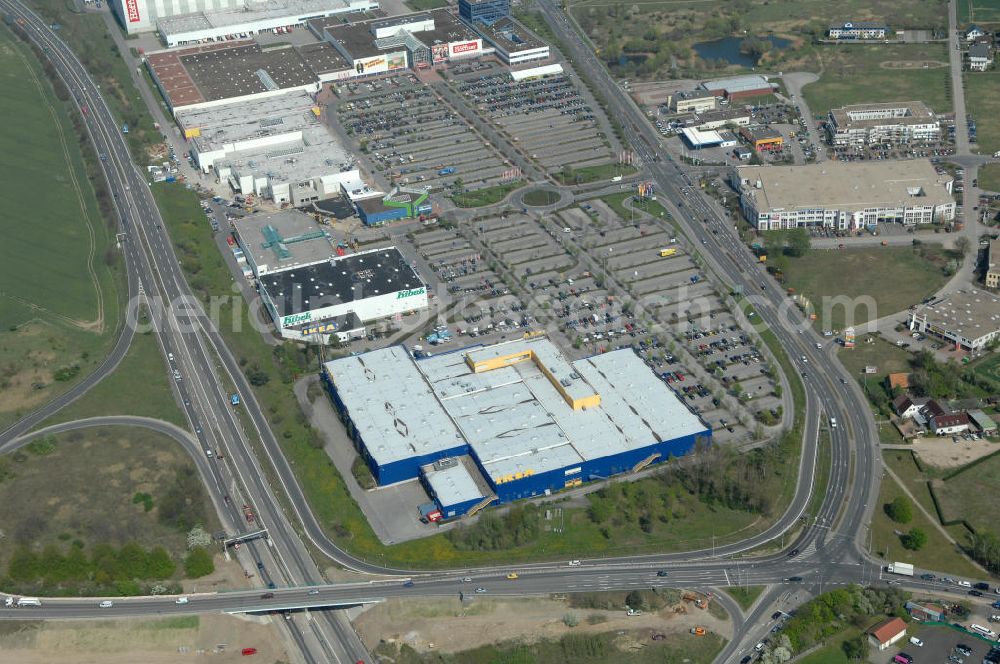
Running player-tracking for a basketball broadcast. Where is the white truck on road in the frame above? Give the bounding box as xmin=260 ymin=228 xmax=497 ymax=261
xmin=885 ymin=562 xmax=914 ymax=577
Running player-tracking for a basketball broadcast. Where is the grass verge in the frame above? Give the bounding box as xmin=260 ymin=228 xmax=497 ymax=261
xmin=727 ymin=585 xmax=765 ymax=611
xmin=966 ymin=73 xmax=1000 ymax=154
xmin=451 ymin=181 xmax=524 ymax=208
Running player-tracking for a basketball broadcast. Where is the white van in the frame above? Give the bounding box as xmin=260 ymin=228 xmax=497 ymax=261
xmin=909 ymin=637 xmax=924 ymax=647
xmin=970 ymin=624 xmax=997 ymax=638
xmin=830 ymin=417 xmax=838 ymax=428
xmin=16 ymin=597 xmax=41 ymax=607
xmin=4 ymin=597 xmax=12 ymax=607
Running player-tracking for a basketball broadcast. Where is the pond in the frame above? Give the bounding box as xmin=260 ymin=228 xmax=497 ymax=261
xmin=693 ymin=35 xmax=791 ymax=68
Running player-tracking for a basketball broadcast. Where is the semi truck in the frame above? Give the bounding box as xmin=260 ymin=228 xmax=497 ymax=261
xmin=885 ymin=562 xmax=914 ymax=577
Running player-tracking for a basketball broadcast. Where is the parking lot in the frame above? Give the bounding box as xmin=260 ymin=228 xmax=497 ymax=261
xmin=452 ymin=65 xmax=618 ymax=174
xmin=330 ymin=74 xmax=514 ymax=193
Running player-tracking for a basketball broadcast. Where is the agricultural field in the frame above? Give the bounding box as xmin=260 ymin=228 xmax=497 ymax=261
xmin=801 ymin=44 xmax=952 ymax=116
xmin=776 ymin=245 xmax=951 ymax=331
xmin=570 ymin=0 xmax=946 ymax=80
xmin=965 ymin=73 xmax=1000 ymax=154
xmin=958 ymin=0 xmax=1000 ymax=26
xmin=0 ymin=24 xmax=123 ymax=431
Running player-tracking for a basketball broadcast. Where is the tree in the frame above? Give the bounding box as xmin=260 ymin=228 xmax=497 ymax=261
xmin=884 ymin=496 xmax=913 ymax=524
xmin=625 ymin=590 xmax=645 ymax=610
xmin=184 ymin=547 xmax=215 ymax=578
xmin=902 ymin=527 xmax=928 ymax=551
xmin=146 ymin=546 xmax=176 ymax=579
xmin=955 ymin=236 xmax=971 ymax=256
xmin=842 ymin=634 xmax=870 ymax=660
xmin=785 ymin=228 xmax=811 ymax=257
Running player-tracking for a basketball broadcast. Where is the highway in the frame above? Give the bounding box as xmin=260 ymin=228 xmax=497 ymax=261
xmin=0 ymin=4 xmax=375 ymax=662
xmin=0 ymin=3 xmax=978 ymax=664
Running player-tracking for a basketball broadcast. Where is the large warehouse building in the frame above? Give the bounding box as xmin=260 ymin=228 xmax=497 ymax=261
xmin=259 ymin=246 xmax=427 ymax=342
xmin=323 ymin=337 xmax=710 ymax=518
xmin=732 ymin=160 xmax=956 ymax=230
xmin=111 ymin=0 xmax=374 ymax=40
xmin=309 ymin=9 xmax=484 ymax=74
xmin=827 ymin=102 xmax=940 ymax=147
xmin=174 ymin=90 xmax=363 ymax=206
xmin=908 ymin=289 xmax=1000 ymax=353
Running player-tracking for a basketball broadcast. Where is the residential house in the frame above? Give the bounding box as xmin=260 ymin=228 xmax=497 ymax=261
xmin=893 ymin=394 xmax=929 ymax=420
xmin=868 ymin=617 xmax=907 ymax=651
xmin=905 ymin=600 xmax=946 ymax=622
xmin=966 ymin=24 xmax=987 ymax=42
xmin=921 ymin=399 xmax=971 ymax=435
xmin=969 ymin=43 xmax=993 ymax=71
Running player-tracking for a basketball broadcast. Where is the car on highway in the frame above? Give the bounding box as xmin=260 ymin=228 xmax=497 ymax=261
xmin=787 ymin=576 xmax=803 ymax=582
xmin=475 ymin=587 xmax=487 ymax=593
xmin=462 ymin=577 xmax=472 ymax=582
xmin=308 ymin=589 xmax=319 ymax=595
xmin=568 ymin=560 xmax=581 ymax=566
xmin=970 ymin=590 xmax=984 ymax=597
xmin=920 ymin=573 xmax=936 ymax=581
xmin=740 ymin=657 xmax=752 ymax=664
xmin=260 ymin=592 xmax=274 ymax=599
xmin=974 ymin=582 xmax=990 ymax=591
xmin=656 ymin=570 xmax=669 ymax=577
xmin=402 ymin=580 xmax=414 ymax=588
xmin=99 ymin=600 xmax=113 ymax=608
xmin=506 ymin=572 xmax=519 ymax=580
xmin=958 ymin=580 xmax=972 ymax=588
xmin=175 ymin=597 xmax=189 ymax=604
xmin=787 ymin=548 xmax=800 ymax=557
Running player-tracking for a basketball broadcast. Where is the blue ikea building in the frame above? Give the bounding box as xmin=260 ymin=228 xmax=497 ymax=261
xmin=322 ymin=339 xmax=710 ymax=517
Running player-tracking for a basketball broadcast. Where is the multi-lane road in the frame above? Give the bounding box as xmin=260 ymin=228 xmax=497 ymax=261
xmin=0 ymin=2 xmax=985 ymax=663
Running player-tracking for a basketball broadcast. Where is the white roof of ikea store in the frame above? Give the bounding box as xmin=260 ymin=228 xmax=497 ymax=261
xmin=325 ymin=340 xmax=707 ymax=483
xmin=323 ymin=345 xmax=464 ymax=469
xmin=420 ymin=339 xmax=707 ymax=481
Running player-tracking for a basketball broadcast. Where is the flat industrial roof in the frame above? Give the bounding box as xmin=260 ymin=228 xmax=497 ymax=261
xmin=234 ymin=210 xmax=333 ymax=272
xmin=913 ymin=289 xmax=1000 ymax=342
xmin=681 ymin=127 xmax=725 ymax=147
xmin=422 ymin=461 xmax=484 ymax=507
xmin=147 ymin=42 xmax=316 ymax=107
xmin=735 ymin=160 xmax=954 ymax=211
xmin=157 ymin=0 xmax=364 ymax=37
xmin=259 ymin=246 xmax=423 ymax=317
xmin=325 ymin=338 xmax=707 ymax=484
xmin=317 ymin=8 xmax=477 ymax=60
xmin=324 ymin=345 xmax=465 ymax=469
xmin=700 ymin=74 xmax=773 ymax=94
xmin=829 ymin=101 xmax=937 ymax=129
xmin=297 ymin=42 xmax=351 ymax=74
xmin=476 ymin=16 xmax=545 ymax=53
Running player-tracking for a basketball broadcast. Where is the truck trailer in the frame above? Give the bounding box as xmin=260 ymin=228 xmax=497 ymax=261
xmin=885 ymin=562 xmax=914 ymax=576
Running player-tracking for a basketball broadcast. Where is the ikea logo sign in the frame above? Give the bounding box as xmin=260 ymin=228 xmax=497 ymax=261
xmin=396 ymin=287 xmax=426 ymax=299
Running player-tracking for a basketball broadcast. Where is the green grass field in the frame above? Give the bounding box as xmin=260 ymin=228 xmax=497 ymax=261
xmin=934 ymin=451 xmax=1000 ymax=532
xmin=727 ymin=586 xmax=765 ymax=610
xmin=870 ymin=470 xmax=982 ymax=577
xmin=802 ymin=44 xmax=951 ymax=115
xmin=523 ymin=189 xmax=561 ymax=206
xmin=556 ymin=164 xmax=636 ymax=185
xmin=40 ymin=306 xmax=187 ymax=428
xmin=836 ymin=335 xmax=913 ymax=378
xmin=979 ymin=164 xmax=1000 ymax=193
xmin=0 ymin=24 xmax=123 ymax=431
xmin=0 ymin=425 xmax=217 ymax=573
xmin=777 ymin=246 xmax=950 ymax=331
xmin=451 ymin=181 xmax=524 ymax=208
xmin=965 ymin=74 xmax=1000 ymax=154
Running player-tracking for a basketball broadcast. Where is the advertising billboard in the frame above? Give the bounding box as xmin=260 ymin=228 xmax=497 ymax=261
xmin=125 ymin=0 xmax=141 ymax=23
xmin=387 ymin=53 xmax=406 ymax=71
xmin=354 ymin=55 xmax=388 ymax=76
xmin=449 ymin=40 xmax=481 ymax=57
xmin=431 ymin=43 xmax=448 ymax=64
